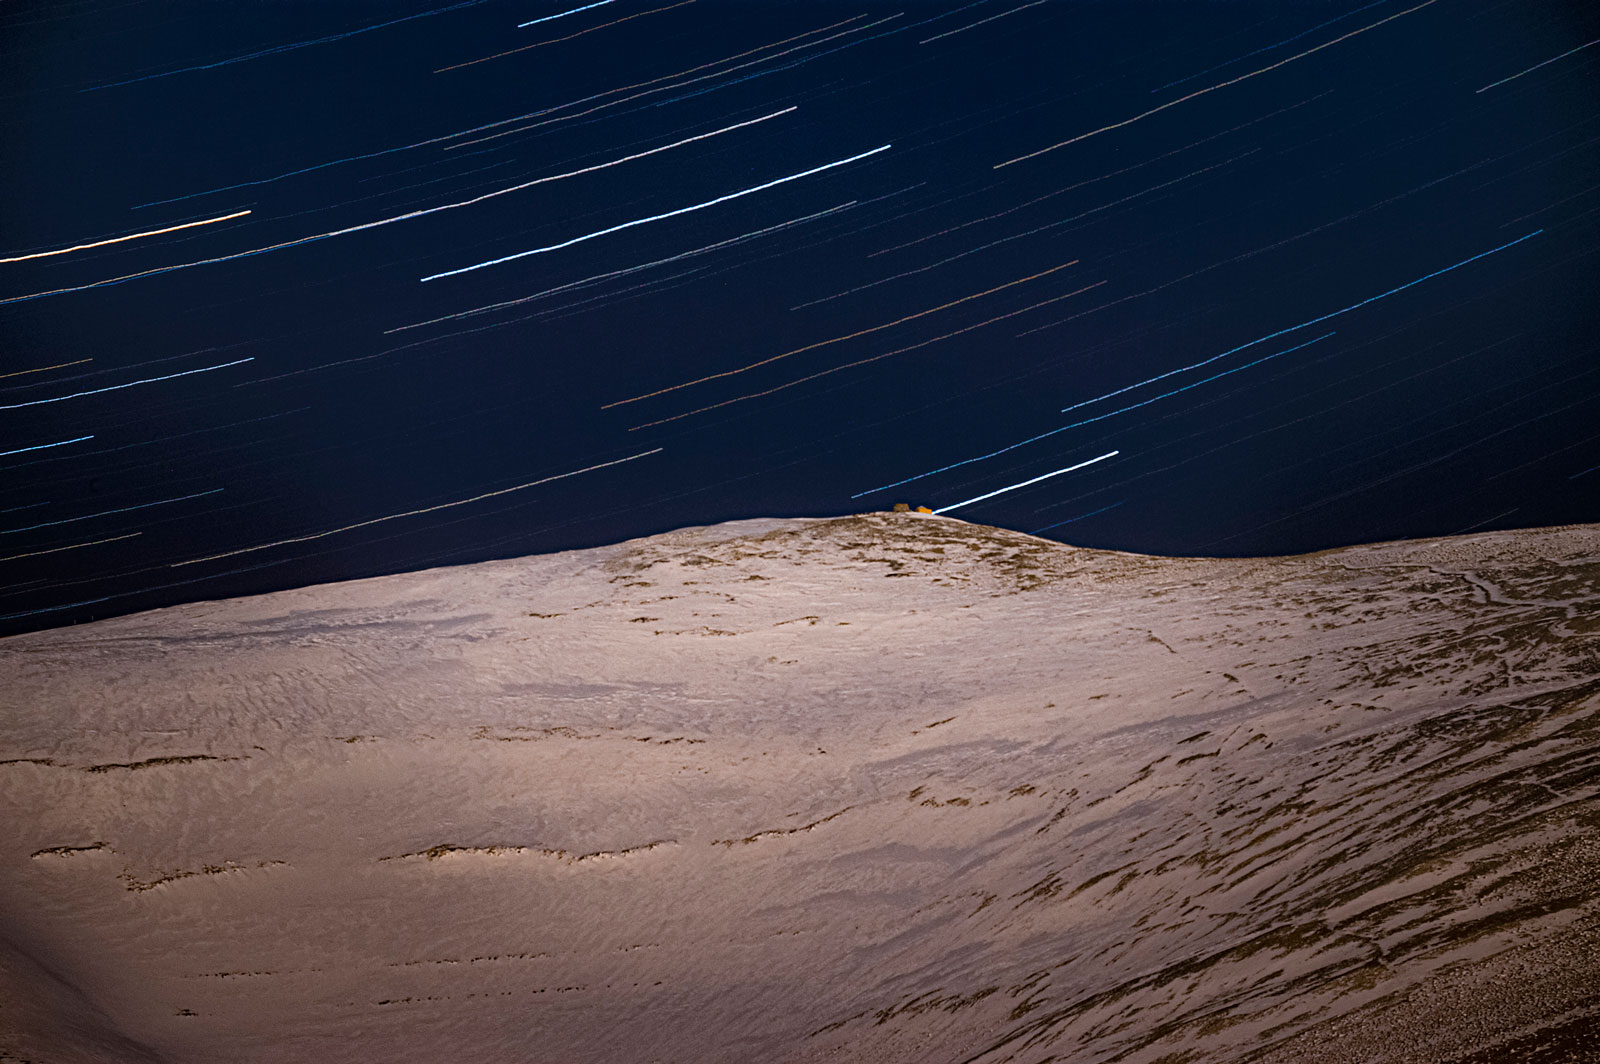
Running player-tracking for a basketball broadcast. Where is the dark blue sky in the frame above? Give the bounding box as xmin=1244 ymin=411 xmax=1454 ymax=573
xmin=1 ymin=0 xmax=1596 ymax=635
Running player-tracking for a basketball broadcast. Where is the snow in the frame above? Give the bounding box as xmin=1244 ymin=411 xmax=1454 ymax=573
xmin=2 ymin=512 xmax=1598 ymax=1062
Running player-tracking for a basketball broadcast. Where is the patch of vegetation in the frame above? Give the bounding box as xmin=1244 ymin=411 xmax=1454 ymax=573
xmin=84 ymin=754 xmax=238 ymax=773
xmin=30 ymin=842 xmax=107 ymax=858
xmin=713 ymin=807 xmax=852 ymax=847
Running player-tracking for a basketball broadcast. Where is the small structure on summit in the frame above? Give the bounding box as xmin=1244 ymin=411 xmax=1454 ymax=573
xmin=891 ymin=503 xmax=935 ymax=514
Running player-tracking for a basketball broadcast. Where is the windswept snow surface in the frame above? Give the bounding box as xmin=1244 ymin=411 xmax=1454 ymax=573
xmin=2 ymin=512 xmax=1598 ymax=1063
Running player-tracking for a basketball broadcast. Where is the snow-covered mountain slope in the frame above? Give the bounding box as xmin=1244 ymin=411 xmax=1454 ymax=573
xmin=2 ymin=512 xmax=1597 ymax=1063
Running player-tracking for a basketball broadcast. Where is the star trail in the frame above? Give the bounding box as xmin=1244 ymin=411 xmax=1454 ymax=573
xmin=1 ymin=0 xmax=1596 ymax=635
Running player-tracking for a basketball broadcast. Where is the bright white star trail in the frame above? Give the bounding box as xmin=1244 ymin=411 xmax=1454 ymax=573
xmin=519 ymin=1 xmax=614 ymax=29
xmin=932 ymin=451 xmax=1120 ymax=513
xmin=0 ymin=110 xmax=793 ymax=306
xmin=420 ymin=144 xmax=892 ymax=281
xmin=389 ymin=201 xmax=856 ymax=334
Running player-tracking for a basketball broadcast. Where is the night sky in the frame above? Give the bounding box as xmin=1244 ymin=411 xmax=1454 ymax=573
xmin=1 ymin=0 xmax=1597 ymax=636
